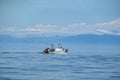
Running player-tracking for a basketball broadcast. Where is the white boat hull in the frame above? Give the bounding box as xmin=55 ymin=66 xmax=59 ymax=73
xmin=49 ymin=51 xmax=68 ymax=54
xmin=43 ymin=45 xmax=68 ymax=54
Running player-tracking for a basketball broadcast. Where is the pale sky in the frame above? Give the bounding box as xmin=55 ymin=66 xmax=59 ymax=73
xmin=0 ymin=0 xmax=120 ymax=36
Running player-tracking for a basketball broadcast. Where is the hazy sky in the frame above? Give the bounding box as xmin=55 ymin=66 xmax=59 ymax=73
xmin=0 ymin=0 xmax=120 ymax=36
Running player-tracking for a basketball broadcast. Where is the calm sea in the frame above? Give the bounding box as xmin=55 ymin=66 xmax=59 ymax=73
xmin=0 ymin=51 xmax=120 ymax=80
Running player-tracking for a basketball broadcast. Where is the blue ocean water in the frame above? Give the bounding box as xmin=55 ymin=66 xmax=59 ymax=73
xmin=0 ymin=51 xmax=120 ymax=80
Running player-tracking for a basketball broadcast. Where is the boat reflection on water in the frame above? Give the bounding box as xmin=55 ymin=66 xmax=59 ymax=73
xmin=43 ymin=44 xmax=68 ymax=54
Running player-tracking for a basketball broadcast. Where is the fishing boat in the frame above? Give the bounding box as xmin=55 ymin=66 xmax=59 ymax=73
xmin=43 ymin=44 xmax=68 ymax=54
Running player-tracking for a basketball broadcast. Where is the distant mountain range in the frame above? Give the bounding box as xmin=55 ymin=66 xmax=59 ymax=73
xmin=61 ymin=34 xmax=120 ymax=44
xmin=0 ymin=34 xmax=120 ymax=44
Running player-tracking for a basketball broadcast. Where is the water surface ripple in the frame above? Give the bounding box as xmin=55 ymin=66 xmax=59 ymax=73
xmin=0 ymin=52 xmax=120 ymax=80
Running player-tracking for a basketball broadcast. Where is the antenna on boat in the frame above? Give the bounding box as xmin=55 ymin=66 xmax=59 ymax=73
xmin=50 ymin=44 xmax=54 ymax=48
